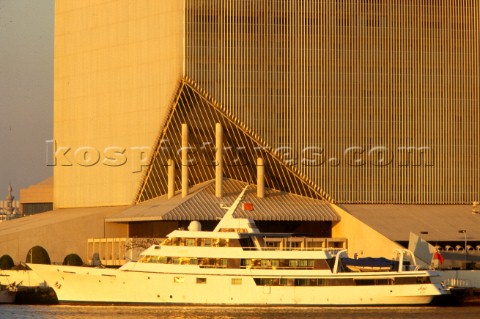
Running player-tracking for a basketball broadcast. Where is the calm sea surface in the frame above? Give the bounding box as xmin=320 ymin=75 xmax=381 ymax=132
xmin=0 ymin=305 xmax=478 ymax=319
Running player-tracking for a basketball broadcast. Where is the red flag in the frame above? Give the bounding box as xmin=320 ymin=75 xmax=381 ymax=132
xmin=433 ymin=250 xmax=444 ymax=264
xmin=243 ymin=202 xmax=253 ymax=211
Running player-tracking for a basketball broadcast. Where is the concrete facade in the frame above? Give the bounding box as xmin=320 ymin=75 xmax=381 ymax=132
xmin=53 ymin=0 xmax=183 ymax=208
xmin=184 ymin=0 xmax=480 ymax=204
xmin=0 ymin=206 xmax=127 ymax=264
xmin=331 ymin=205 xmax=405 ymax=261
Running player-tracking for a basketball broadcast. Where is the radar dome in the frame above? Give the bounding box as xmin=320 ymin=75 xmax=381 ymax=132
xmin=188 ymin=221 xmax=202 ymax=232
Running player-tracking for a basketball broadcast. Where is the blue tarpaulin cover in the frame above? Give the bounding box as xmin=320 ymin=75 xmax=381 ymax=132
xmin=341 ymin=257 xmax=399 ymax=269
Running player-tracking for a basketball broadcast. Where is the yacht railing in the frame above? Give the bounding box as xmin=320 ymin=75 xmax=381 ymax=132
xmin=249 ymin=237 xmax=347 ymax=252
xmin=87 ymin=237 xmax=163 ymax=266
xmin=242 ymin=247 xmax=345 ymax=254
xmin=86 ymin=236 xmax=347 ymax=266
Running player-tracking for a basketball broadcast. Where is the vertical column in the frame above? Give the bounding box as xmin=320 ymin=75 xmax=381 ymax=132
xmin=257 ymin=157 xmax=265 ymax=198
xmin=182 ymin=124 xmax=189 ymax=198
xmin=168 ymin=159 xmax=175 ymax=199
xmin=215 ymin=123 xmax=223 ymax=198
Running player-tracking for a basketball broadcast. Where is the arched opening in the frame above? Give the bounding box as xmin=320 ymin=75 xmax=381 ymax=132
xmin=25 ymin=246 xmax=51 ymax=264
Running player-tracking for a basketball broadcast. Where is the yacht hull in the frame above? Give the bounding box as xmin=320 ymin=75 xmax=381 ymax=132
xmin=28 ymin=264 xmax=446 ymax=306
xmin=0 ymin=288 xmax=16 ymax=304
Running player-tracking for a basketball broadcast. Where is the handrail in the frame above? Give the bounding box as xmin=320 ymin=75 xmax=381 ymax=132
xmin=241 ymin=247 xmax=344 ymax=253
xmin=333 ymin=249 xmax=348 ymax=274
xmin=393 ymin=249 xmax=418 ymax=272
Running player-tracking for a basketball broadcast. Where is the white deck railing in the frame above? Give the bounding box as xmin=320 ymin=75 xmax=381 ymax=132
xmin=86 ymin=238 xmax=164 ymax=266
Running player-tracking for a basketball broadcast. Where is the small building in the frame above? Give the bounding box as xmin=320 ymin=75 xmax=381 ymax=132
xmin=0 ymin=184 xmax=22 ymax=222
xmin=19 ymin=177 xmax=53 ymax=216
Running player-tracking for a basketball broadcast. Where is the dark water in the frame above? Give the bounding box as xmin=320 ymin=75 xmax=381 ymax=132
xmin=0 ymin=305 xmax=479 ymax=319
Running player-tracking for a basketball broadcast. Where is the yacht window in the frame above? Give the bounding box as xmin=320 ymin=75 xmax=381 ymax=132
xmin=219 ymin=239 xmax=229 ymax=247
xmin=298 ymin=260 xmax=308 ymax=267
xmin=254 ymin=278 xmax=279 ymax=286
xmin=317 ymin=279 xmax=328 ymax=286
xmin=203 ymin=239 xmax=212 ymax=247
xmin=239 ymin=237 xmax=255 ymax=249
xmin=289 ymin=242 xmax=301 ymax=249
xmin=355 ymin=279 xmax=393 ymax=286
xmin=186 ymin=239 xmax=196 ymax=246
xmin=266 ymin=241 xmax=280 ymax=248
xmin=294 ymin=279 xmax=310 ymax=286
xmin=241 ymin=259 xmax=252 ymax=267
xmin=416 ymin=277 xmax=431 ymax=284
xmin=138 ymin=256 xmax=148 ymax=263
xmin=196 ymin=278 xmax=207 ymax=284
xmin=231 ymin=278 xmax=242 ymax=285
xmin=219 ymin=228 xmax=247 ymax=233
xmin=189 ymin=258 xmax=198 ymax=265
xmin=140 ymin=256 xmax=159 ymax=263
xmin=326 ymin=258 xmax=336 ymax=270
xmin=150 ymin=256 xmax=161 ymax=263
xmin=306 ymin=241 xmax=323 ymax=249
xmin=316 ymin=259 xmax=330 ymax=270
xmin=394 ymin=277 xmax=417 ymax=285
xmin=355 ymin=279 xmax=375 ymax=286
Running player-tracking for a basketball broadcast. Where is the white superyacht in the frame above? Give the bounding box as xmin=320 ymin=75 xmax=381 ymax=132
xmin=28 ymin=187 xmax=450 ymax=305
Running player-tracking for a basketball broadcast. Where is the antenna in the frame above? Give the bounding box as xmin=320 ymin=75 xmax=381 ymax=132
xmin=213 ymin=185 xmax=249 ymax=232
xmin=222 ymin=185 xmax=249 ymax=219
